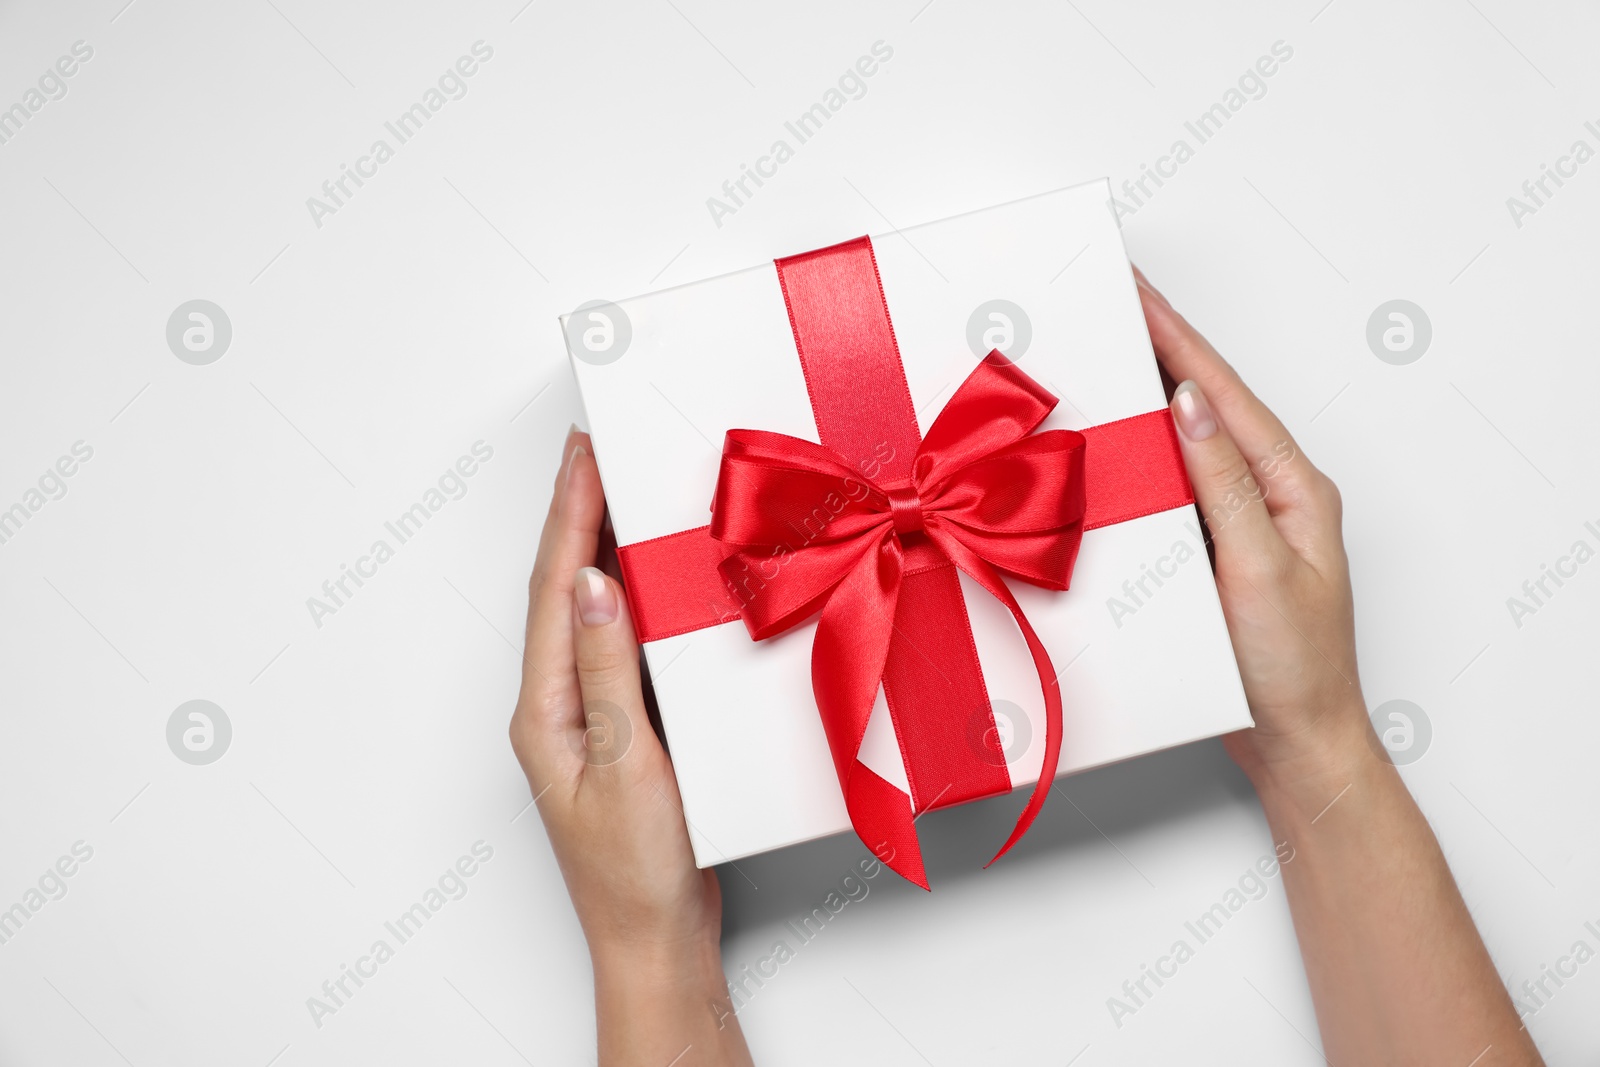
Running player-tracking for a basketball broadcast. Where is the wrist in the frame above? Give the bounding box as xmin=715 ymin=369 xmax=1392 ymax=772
xmin=592 ymin=934 xmax=748 ymax=1064
xmin=1238 ymin=695 xmax=1383 ymax=815
xmin=591 ymin=931 xmax=727 ymax=996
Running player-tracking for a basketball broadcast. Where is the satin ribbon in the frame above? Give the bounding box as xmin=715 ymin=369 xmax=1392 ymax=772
xmin=711 ymin=352 xmax=1086 ymax=887
xmin=614 ymin=236 xmax=1194 ymax=888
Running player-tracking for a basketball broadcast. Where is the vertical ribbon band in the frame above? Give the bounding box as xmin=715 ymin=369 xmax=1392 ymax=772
xmin=775 ymin=238 xmax=1011 ymax=887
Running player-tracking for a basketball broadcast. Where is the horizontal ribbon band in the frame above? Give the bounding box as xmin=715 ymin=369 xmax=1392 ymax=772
xmin=617 ymin=408 xmax=1192 ymax=645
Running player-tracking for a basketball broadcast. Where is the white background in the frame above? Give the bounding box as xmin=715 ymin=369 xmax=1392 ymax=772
xmin=1 ymin=1 xmax=1595 ymax=1064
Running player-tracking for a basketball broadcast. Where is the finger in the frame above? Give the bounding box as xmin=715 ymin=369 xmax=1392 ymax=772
xmin=530 ymin=425 xmax=587 ymax=598
xmin=526 ymin=437 xmax=606 ymax=685
xmin=517 ymin=437 xmax=607 ymax=780
xmin=570 ymin=565 xmax=657 ymax=782
xmin=1133 ymin=268 xmax=1322 ymax=514
xmin=1171 ymin=380 xmax=1287 ymax=557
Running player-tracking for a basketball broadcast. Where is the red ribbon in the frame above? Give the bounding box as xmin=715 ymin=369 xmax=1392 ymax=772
xmin=615 ymin=236 xmax=1193 ymax=888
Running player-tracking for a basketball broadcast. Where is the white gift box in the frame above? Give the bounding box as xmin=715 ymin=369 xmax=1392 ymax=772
xmin=564 ymin=179 xmax=1251 ymax=868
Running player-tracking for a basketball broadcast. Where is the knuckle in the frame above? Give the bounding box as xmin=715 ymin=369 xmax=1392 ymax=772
xmin=508 ymin=711 xmax=528 ymax=757
xmin=575 ymin=649 xmax=635 ymax=692
xmin=1204 ymin=450 xmax=1257 ymax=495
xmin=1199 ymin=462 xmax=1265 ymax=533
xmin=512 ymin=677 xmax=577 ymax=736
xmin=1317 ymin=474 xmax=1343 ymax=515
xmin=532 ymin=684 xmax=573 ymax=725
xmin=1255 ymin=438 xmax=1301 ymax=482
xmin=508 ymin=706 xmax=540 ymax=771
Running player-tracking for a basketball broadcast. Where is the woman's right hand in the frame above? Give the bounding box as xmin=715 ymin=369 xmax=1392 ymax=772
xmin=1134 ymin=268 xmax=1546 ymax=1067
xmin=1133 ymin=268 xmax=1373 ymax=794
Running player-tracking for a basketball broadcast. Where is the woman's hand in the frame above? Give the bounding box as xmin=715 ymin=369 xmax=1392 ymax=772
xmin=510 ymin=427 xmax=753 ymax=1066
xmin=1134 ymin=268 xmax=1369 ymax=792
xmin=1136 ymin=269 xmax=1543 ymax=1066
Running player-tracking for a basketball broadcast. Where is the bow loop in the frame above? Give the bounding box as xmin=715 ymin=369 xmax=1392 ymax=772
xmin=710 ymin=429 xmax=891 ymax=550
xmin=916 ymin=430 xmax=1087 ymax=535
xmin=910 ymin=351 xmax=1060 ymax=493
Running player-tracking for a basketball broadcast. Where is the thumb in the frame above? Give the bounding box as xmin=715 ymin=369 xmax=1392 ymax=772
xmin=570 ymin=566 xmax=653 ymax=775
xmin=1170 ymin=380 xmax=1281 ymax=551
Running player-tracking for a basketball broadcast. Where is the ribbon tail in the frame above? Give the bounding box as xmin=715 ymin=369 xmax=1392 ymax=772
xmin=924 ymin=523 xmax=1063 ymax=868
xmin=847 ymin=762 xmax=928 ymax=890
xmin=810 ymin=536 xmax=930 ymax=888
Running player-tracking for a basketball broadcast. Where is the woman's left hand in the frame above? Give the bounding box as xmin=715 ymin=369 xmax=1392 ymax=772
xmin=510 ymin=426 xmax=753 ymax=1065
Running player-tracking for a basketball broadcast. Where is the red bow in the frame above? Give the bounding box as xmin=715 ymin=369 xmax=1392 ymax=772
xmin=708 ymin=353 xmax=1085 ymax=886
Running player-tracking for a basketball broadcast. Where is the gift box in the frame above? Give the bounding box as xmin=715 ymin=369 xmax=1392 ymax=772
xmin=563 ymin=179 xmax=1250 ymax=886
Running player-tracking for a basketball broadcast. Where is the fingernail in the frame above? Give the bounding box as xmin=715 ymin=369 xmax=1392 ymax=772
xmin=1132 ymin=266 xmax=1170 ymax=308
xmin=1172 ymin=381 xmax=1217 ymax=441
xmin=565 ymin=443 xmax=587 ymax=488
xmin=575 ymin=566 xmax=617 ymax=626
